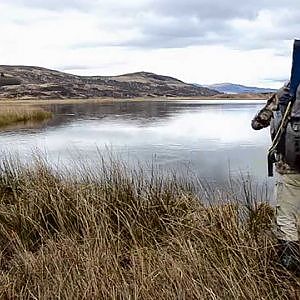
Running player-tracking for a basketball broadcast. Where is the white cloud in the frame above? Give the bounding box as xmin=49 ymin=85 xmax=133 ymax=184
xmin=0 ymin=0 xmax=299 ymax=87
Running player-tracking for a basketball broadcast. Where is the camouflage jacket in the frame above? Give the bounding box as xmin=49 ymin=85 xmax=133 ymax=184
xmin=251 ymin=85 xmax=297 ymax=174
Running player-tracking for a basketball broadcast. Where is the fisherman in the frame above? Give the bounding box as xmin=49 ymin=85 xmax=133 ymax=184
xmin=251 ymin=40 xmax=300 ymax=273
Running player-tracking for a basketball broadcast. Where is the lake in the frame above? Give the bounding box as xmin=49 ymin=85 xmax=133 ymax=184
xmin=0 ymin=99 xmax=272 ymax=185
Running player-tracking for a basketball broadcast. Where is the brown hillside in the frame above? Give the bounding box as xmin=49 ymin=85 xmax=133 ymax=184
xmin=0 ymin=66 xmax=220 ymax=100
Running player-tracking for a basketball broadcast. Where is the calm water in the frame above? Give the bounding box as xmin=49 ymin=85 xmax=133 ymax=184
xmin=0 ymin=100 xmax=271 ymax=184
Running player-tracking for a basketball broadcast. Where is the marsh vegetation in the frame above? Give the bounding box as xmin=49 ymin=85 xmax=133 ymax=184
xmin=0 ymin=156 xmax=298 ymax=299
xmin=0 ymin=106 xmax=52 ymax=127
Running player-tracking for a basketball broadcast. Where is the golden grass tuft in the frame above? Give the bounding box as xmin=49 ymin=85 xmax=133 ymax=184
xmin=0 ymin=106 xmax=52 ymax=127
xmin=0 ymin=157 xmax=298 ymax=299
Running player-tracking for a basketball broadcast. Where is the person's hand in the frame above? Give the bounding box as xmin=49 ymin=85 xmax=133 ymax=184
xmin=251 ymin=109 xmax=273 ymax=130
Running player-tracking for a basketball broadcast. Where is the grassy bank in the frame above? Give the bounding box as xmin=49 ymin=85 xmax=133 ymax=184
xmin=0 ymin=158 xmax=298 ymax=299
xmin=0 ymin=106 xmax=52 ymax=127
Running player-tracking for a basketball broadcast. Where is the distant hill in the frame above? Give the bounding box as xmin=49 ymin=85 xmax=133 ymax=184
xmin=0 ymin=66 xmax=220 ymax=99
xmin=194 ymin=83 xmax=277 ymax=94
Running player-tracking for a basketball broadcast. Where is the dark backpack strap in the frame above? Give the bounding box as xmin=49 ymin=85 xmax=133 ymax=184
xmin=290 ymin=40 xmax=300 ymax=97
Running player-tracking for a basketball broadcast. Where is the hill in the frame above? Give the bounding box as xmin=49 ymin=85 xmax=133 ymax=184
xmin=0 ymin=66 xmax=220 ymax=99
xmin=198 ymin=83 xmax=277 ymax=94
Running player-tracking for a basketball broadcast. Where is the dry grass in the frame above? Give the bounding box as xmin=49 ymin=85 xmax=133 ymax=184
xmin=0 ymin=157 xmax=298 ymax=299
xmin=0 ymin=106 xmax=52 ymax=127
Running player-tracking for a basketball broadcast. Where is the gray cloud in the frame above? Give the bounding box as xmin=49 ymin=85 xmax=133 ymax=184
xmin=111 ymin=0 xmax=300 ymax=51
xmin=151 ymin=0 xmax=259 ymax=19
xmin=3 ymin=0 xmax=300 ymax=52
xmin=264 ymin=77 xmax=289 ymax=83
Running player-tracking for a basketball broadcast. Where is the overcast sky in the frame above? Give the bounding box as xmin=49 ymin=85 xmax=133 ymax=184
xmin=0 ymin=0 xmax=299 ymax=87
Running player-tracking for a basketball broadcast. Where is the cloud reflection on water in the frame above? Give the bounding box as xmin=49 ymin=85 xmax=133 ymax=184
xmin=0 ymin=100 xmax=271 ymax=184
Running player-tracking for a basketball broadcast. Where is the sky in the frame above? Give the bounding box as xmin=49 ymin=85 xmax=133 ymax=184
xmin=0 ymin=0 xmax=299 ymax=88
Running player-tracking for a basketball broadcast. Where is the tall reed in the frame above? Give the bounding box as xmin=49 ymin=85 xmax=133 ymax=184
xmin=0 ymin=106 xmax=52 ymax=127
xmin=0 ymin=156 xmax=298 ymax=299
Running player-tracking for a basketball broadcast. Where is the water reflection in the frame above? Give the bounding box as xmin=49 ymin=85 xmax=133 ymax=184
xmin=0 ymin=100 xmax=271 ymax=184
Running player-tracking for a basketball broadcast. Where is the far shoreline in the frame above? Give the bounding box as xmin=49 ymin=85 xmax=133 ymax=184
xmin=0 ymin=93 xmax=270 ymax=106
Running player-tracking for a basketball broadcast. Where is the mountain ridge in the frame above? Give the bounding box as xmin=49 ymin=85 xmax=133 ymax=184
xmin=200 ymin=82 xmax=277 ymax=94
xmin=0 ymin=65 xmax=220 ymax=99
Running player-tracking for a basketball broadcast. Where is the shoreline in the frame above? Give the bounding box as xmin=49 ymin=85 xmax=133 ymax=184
xmin=0 ymin=94 xmax=269 ymax=106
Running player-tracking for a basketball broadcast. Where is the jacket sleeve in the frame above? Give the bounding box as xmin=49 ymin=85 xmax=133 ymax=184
xmin=251 ymin=83 xmax=292 ymax=130
xmin=251 ymin=93 xmax=278 ymax=130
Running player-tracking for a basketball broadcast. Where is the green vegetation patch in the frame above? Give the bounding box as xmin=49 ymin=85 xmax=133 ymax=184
xmin=0 ymin=76 xmax=21 ymax=87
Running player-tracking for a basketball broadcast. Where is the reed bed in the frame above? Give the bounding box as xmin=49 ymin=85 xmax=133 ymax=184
xmin=0 ymin=106 xmax=52 ymax=127
xmin=0 ymin=157 xmax=298 ymax=299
